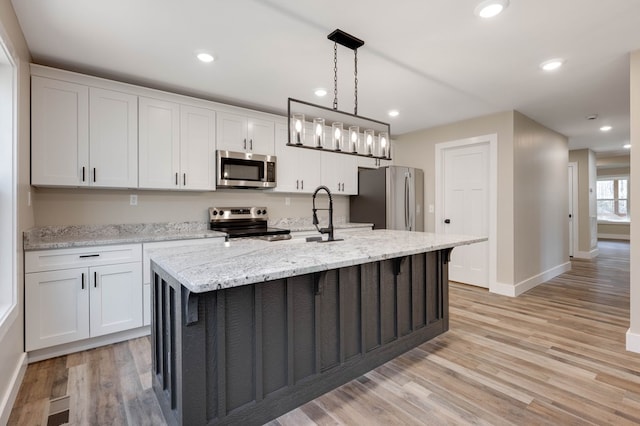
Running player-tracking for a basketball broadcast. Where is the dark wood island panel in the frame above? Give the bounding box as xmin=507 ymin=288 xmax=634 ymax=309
xmin=151 ymin=249 xmax=452 ymax=425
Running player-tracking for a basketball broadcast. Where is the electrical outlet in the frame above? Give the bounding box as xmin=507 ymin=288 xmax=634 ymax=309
xmin=130 ymin=194 xmax=138 ymax=206
xmin=285 ymin=197 xmax=291 ymax=206
xmin=429 ymin=204 xmax=435 ymax=213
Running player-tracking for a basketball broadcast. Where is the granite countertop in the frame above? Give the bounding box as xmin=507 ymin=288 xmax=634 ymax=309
xmin=23 ymin=222 xmax=226 ymax=251
xmin=23 ymin=218 xmax=372 ymax=251
xmin=149 ymin=229 xmax=487 ymax=293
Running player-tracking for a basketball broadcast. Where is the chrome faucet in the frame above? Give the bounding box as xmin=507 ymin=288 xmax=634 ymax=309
xmin=312 ymin=185 xmax=341 ymax=242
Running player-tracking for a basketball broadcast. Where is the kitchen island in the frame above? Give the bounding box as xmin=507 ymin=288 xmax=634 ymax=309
xmin=149 ymin=230 xmax=486 ymax=426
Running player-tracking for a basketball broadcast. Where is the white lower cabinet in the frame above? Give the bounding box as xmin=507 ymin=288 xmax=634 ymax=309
xmin=25 ymin=268 xmax=90 ymax=350
xmin=25 ymin=244 xmax=142 ymax=351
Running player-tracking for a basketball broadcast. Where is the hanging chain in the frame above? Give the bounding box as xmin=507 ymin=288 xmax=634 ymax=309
xmin=333 ymin=42 xmax=338 ymax=110
xmin=354 ymin=48 xmax=358 ymax=115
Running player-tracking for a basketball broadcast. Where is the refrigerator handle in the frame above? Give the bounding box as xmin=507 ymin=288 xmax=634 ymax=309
xmin=405 ymin=174 xmax=410 ymax=230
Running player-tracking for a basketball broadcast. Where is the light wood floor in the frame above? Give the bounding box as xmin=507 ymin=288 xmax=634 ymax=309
xmin=9 ymin=240 xmax=638 ymax=425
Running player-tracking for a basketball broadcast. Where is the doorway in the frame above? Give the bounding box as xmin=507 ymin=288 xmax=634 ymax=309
xmin=568 ymin=162 xmax=578 ymax=257
xmin=435 ymin=134 xmax=497 ymax=289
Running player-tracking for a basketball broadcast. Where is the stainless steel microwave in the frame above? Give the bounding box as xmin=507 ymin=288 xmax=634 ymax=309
xmin=216 ymin=150 xmax=277 ymax=189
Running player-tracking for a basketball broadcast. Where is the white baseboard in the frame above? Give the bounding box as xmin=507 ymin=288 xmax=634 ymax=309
xmin=489 ymin=262 xmax=572 ymax=297
xmin=27 ymin=326 xmax=150 ymax=363
xmin=0 ymin=352 xmax=27 ymax=425
xmin=626 ymin=329 xmax=640 ymax=353
xmin=490 ymin=281 xmax=517 ymax=297
xmin=598 ymin=233 xmax=631 ymax=241
xmin=572 ymin=248 xmax=600 ymax=259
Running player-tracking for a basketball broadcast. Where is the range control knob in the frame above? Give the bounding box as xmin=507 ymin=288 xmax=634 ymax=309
xmin=212 ymin=210 xmax=218 ymax=216
xmin=263 ymin=209 xmax=267 ymax=215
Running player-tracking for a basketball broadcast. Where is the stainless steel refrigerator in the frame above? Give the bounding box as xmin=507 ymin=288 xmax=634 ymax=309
xmin=350 ymin=166 xmax=424 ymax=231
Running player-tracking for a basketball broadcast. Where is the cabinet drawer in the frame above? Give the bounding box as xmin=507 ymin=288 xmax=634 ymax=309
xmin=25 ymin=244 xmax=142 ymax=273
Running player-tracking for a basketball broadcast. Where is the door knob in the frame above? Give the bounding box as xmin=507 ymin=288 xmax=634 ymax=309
xmin=444 ymin=219 xmax=451 ymax=224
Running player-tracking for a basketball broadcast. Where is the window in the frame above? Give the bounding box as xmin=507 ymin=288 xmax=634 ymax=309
xmin=0 ymin=38 xmax=16 ymax=337
xmin=597 ymin=177 xmax=630 ymax=222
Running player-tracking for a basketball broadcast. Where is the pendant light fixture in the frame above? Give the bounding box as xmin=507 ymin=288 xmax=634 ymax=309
xmin=288 ymin=29 xmax=391 ymax=160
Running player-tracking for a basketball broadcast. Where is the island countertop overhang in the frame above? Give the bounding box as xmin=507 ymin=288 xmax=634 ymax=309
xmin=149 ymin=229 xmax=487 ymax=293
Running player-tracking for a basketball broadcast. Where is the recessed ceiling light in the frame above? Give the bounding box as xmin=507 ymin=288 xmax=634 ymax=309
xmin=600 ymin=125 xmax=612 ymax=132
xmin=474 ymin=0 xmax=509 ymax=18
xmin=197 ymin=53 xmax=214 ymax=63
xmin=388 ymin=110 xmax=399 ymax=117
xmin=624 ymin=144 xmax=632 ymax=149
xmin=314 ymin=88 xmax=327 ymax=97
xmin=540 ymin=58 xmax=564 ymax=72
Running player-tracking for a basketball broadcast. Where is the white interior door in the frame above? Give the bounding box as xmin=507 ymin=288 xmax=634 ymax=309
xmin=568 ymin=162 xmax=578 ymax=257
xmin=442 ymin=143 xmax=489 ymax=287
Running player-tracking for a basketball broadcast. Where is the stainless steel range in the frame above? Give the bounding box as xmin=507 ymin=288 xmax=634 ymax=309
xmin=209 ymin=207 xmax=291 ymax=241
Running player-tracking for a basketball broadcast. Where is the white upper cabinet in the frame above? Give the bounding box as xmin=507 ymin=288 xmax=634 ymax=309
xmin=217 ymin=112 xmax=275 ymax=155
xmin=321 ymin=151 xmax=358 ymax=195
xmin=31 ymin=76 xmax=89 ymax=186
xmin=31 ymin=77 xmax=138 ymax=188
xmin=89 ymin=88 xmax=138 ymax=188
xmin=138 ymin=97 xmax=180 ymax=189
xmin=139 ymin=98 xmax=216 ymax=191
xmin=273 ymin=123 xmax=321 ymax=193
xmin=180 ymin=105 xmax=216 ymax=190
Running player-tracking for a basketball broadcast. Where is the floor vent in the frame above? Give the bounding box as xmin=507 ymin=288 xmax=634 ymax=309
xmin=47 ymin=395 xmax=70 ymax=426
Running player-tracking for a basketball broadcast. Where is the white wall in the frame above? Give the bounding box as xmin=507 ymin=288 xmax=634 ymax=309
xmin=395 ymin=110 xmax=569 ymax=296
xmin=628 ymin=49 xmax=640 ymax=353
xmin=32 ymin=188 xmax=349 ymax=226
xmin=513 ymin=111 xmax=569 ymax=284
xmin=394 ymin=110 xmax=515 ymax=286
xmin=0 ymin=0 xmax=32 ymax=422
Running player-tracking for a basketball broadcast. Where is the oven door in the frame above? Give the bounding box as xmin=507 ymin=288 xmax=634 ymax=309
xmin=216 ymin=150 xmax=276 ymax=188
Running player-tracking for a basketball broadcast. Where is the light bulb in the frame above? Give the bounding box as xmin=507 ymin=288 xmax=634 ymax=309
xmin=316 ymin=123 xmax=322 ymax=136
xmin=295 ymin=120 xmax=302 ymax=132
xmin=335 ymin=128 xmax=341 ymax=139
xmin=351 ymin=131 xmax=357 ymax=142
xmin=381 ymin=136 xmax=387 ymax=147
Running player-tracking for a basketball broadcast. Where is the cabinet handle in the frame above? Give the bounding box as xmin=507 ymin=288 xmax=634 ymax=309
xmin=81 ymin=273 xmax=85 ymax=290
xmin=243 ymin=138 xmax=247 ymax=150
xmin=175 ymin=173 xmax=178 ymax=185
xmin=296 ymin=179 xmax=299 ymax=190
xmin=183 ymin=173 xmax=186 ymax=186
xmin=301 ymin=180 xmax=304 ymax=190
xmin=94 ymin=271 xmax=97 ymax=288
xmin=82 ymin=166 xmax=86 ymax=182
xmin=79 ymin=254 xmax=100 ymax=258
xmin=250 ymin=139 xmax=253 ymax=150
xmin=93 ymin=168 xmax=96 ymax=183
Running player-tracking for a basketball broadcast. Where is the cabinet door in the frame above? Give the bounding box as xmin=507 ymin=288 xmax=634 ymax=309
xmin=339 ymin=154 xmax=358 ymax=195
xmin=139 ymin=97 xmax=180 ymax=189
xmin=89 ymin=88 xmax=138 ymax=188
xmin=248 ymin=117 xmax=275 ymax=154
xmin=216 ymin=112 xmax=248 ymax=152
xmin=321 ymin=152 xmax=357 ymax=195
xmin=297 ymin=148 xmax=322 ymax=193
xmin=273 ymin=123 xmax=300 ymax=192
xmin=90 ymin=262 xmax=142 ymax=337
xmin=25 ymin=268 xmax=90 ymax=351
xmin=31 ymin=76 xmax=89 ymax=187
xmin=320 ymin=152 xmax=340 ymax=193
xmin=180 ymin=105 xmax=216 ymax=190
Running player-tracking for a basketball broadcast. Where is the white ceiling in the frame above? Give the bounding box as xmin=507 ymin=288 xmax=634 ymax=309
xmin=11 ymin=0 xmax=640 ymax=154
